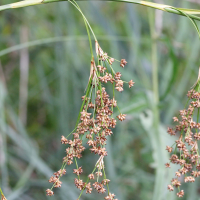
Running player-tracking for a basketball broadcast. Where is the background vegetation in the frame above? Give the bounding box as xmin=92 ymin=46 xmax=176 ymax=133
xmin=0 ymin=0 xmax=200 ymax=199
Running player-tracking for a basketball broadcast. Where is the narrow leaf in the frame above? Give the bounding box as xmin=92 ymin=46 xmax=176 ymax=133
xmin=140 ymin=1 xmax=170 ymax=11
xmin=178 ymin=8 xmax=200 ymax=15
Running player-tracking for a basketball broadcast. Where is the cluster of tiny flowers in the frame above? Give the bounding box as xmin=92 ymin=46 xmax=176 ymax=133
xmin=46 ymin=42 xmax=134 ymax=199
xmin=166 ymin=88 xmax=200 ymax=198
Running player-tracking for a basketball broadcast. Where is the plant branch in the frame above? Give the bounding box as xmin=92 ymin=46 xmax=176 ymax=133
xmin=0 ymin=0 xmax=200 ymax=21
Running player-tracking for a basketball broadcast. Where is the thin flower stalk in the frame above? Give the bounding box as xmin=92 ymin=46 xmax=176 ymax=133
xmin=46 ymin=1 xmax=134 ymax=199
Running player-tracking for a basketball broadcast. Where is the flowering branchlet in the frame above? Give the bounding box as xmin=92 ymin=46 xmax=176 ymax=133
xmin=46 ymin=41 xmax=134 ymax=199
xmin=166 ymin=81 xmax=200 ymax=197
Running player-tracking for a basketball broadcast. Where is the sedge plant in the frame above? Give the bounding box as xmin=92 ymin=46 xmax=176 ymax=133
xmin=0 ymin=0 xmax=200 ymax=199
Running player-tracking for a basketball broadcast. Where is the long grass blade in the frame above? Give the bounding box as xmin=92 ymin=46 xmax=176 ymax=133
xmin=0 ymin=0 xmax=200 ymax=21
xmin=178 ymin=7 xmax=200 ymax=14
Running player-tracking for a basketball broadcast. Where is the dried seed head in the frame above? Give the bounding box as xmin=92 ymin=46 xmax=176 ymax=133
xmin=165 ymin=163 xmax=171 ymax=168
xmin=73 ymin=167 xmax=83 ymax=176
xmin=120 ymin=59 xmax=127 ymax=68
xmin=177 ymin=190 xmax=184 ymax=197
xmin=114 ymin=72 xmax=122 ymax=80
xmin=61 ymin=136 xmax=68 ymax=144
xmin=173 ymin=117 xmax=179 ymax=122
xmin=115 ymin=86 xmax=123 ymax=92
xmin=167 ymin=185 xmax=174 ymax=191
xmin=115 ymin=80 xmax=124 ymax=87
xmin=88 ymin=173 xmax=95 ymax=180
xmin=109 ymin=58 xmax=115 ymax=65
xmin=167 ymin=127 xmax=175 ymax=136
xmin=86 ymin=182 xmax=92 ymax=194
xmin=166 ymin=146 xmax=173 ymax=153
xmin=175 ymin=172 xmax=181 ymax=177
xmin=117 ymin=114 xmax=126 ymax=121
xmin=102 ymin=179 xmax=110 ymax=185
xmin=105 ymin=193 xmax=117 ymax=200
xmin=95 ymin=171 xmax=103 ymax=177
xmin=128 ymin=80 xmax=135 ymax=88
xmin=184 ymin=176 xmax=195 ymax=183
xmin=46 ymin=189 xmax=54 ymax=196
xmin=97 ymin=65 xmax=106 ymax=73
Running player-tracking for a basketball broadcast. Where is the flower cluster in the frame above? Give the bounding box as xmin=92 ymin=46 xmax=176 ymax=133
xmin=166 ymin=87 xmax=200 ymax=198
xmin=46 ymin=42 xmax=134 ymax=200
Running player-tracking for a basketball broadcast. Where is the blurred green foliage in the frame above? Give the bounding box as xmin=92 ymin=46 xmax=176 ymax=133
xmin=0 ymin=0 xmax=200 ymax=200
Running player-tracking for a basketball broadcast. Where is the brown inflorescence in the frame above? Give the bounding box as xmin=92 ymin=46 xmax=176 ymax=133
xmin=166 ymin=88 xmax=200 ymax=197
xmin=46 ymin=41 xmax=134 ymax=199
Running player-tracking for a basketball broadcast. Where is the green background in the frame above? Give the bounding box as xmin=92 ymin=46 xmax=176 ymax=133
xmin=0 ymin=0 xmax=200 ymax=199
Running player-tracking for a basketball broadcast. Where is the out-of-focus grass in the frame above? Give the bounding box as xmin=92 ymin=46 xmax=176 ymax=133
xmin=0 ymin=0 xmax=200 ymax=200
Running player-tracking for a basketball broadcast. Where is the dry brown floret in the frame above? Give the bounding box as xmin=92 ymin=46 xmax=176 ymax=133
xmin=166 ymin=87 xmax=200 ymax=198
xmin=47 ymin=41 xmax=134 ymax=199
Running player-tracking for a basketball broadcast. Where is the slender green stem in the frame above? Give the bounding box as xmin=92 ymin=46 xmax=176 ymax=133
xmin=77 ymin=157 xmax=101 ymax=199
xmin=69 ymin=0 xmax=95 ymax=59
xmin=84 ymin=20 xmax=94 ymax=59
xmin=0 ymin=187 xmax=3 ymax=195
xmin=102 ymin=166 xmax=110 ymax=194
xmin=74 ymin=157 xmax=80 ymax=179
xmin=75 ymin=76 xmax=92 ymax=128
xmin=68 ymin=0 xmax=97 ymax=41
xmin=164 ymin=7 xmax=200 ymax=21
xmin=149 ymin=8 xmax=163 ymax=200
xmin=168 ymin=7 xmax=200 ymax=38
xmin=1 ymin=0 xmax=200 ymax=21
xmin=51 ymin=161 xmax=67 ymax=190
